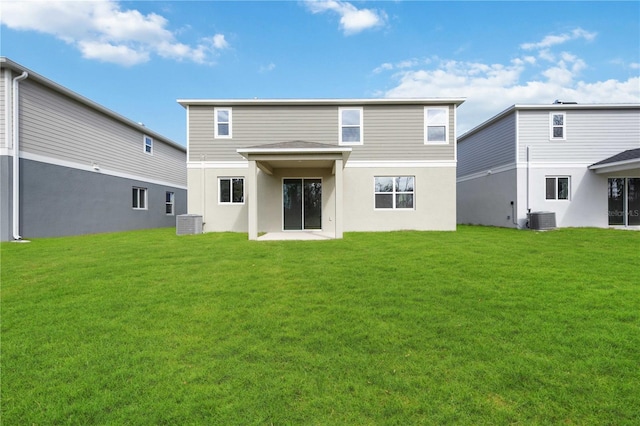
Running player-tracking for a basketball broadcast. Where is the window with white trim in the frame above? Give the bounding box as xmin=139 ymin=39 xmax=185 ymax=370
xmin=219 ymin=177 xmax=244 ymax=204
xmin=550 ymin=112 xmax=566 ymax=140
xmin=374 ymin=176 xmax=415 ymax=209
xmin=339 ymin=107 xmax=363 ymax=145
xmin=545 ymin=176 xmax=570 ymax=200
xmin=425 ymin=107 xmax=449 ymax=144
xmin=132 ymin=187 xmax=147 ymax=209
xmin=215 ymin=108 xmax=232 ymax=138
xmin=165 ymin=191 xmax=175 ymax=215
xmin=143 ymin=135 xmax=153 ymax=154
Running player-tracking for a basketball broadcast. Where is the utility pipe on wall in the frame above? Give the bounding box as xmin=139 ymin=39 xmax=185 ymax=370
xmin=12 ymin=71 xmax=28 ymax=240
xmin=526 ymin=145 xmax=531 ymax=214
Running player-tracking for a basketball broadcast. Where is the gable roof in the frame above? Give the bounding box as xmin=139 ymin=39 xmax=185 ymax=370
xmin=459 ymin=103 xmax=640 ymax=142
xmin=1 ymin=57 xmax=185 ymax=152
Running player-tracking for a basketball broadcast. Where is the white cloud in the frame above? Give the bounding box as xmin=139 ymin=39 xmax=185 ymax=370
xmin=379 ymin=28 xmax=639 ymax=135
xmin=0 ymin=0 xmax=229 ymax=66
xmin=520 ymin=27 xmax=597 ymax=50
xmin=304 ymin=0 xmax=387 ymax=35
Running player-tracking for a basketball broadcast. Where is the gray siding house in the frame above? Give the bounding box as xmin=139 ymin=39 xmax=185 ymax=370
xmin=1 ymin=57 xmax=187 ymax=241
xmin=457 ymin=103 xmax=640 ymax=229
xmin=178 ymin=98 xmax=464 ymax=239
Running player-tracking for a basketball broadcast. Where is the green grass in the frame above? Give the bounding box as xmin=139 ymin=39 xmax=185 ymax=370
xmin=2 ymin=226 xmax=639 ymax=425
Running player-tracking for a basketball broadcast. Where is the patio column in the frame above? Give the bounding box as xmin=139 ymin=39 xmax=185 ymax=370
xmin=248 ymin=159 xmax=258 ymax=240
xmin=334 ymin=158 xmax=344 ymax=238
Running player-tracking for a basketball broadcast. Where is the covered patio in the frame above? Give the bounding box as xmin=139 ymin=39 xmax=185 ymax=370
xmin=237 ymin=141 xmax=351 ymax=240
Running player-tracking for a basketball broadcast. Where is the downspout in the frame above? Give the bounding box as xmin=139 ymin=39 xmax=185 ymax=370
xmin=527 ymin=145 xmax=531 ymax=213
xmin=526 ymin=145 xmax=531 ymax=227
xmin=12 ymin=71 xmax=28 ymax=240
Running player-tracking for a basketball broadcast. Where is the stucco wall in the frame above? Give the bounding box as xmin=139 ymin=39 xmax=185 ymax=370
xmin=4 ymin=158 xmax=187 ymax=239
xmin=457 ymin=168 xmax=519 ymax=228
xmin=343 ymin=166 xmax=456 ymax=232
xmin=189 ymin=165 xmax=456 ymax=234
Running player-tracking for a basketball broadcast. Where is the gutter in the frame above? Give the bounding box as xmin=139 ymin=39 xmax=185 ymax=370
xmin=12 ymin=71 xmax=28 ymax=240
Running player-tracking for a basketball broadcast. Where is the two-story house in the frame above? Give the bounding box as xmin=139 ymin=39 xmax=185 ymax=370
xmin=178 ymin=98 xmax=465 ymax=239
xmin=457 ymin=103 xmax=640 ymax=229
xmin=1 ymin=57 xmax=187 ymax=241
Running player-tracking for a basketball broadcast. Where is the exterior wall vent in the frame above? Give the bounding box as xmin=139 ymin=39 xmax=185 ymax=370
xmin=176 ymin=214 xmax=203 ymax=235
xmin=528 ymin=211 xmax=556 ymax=230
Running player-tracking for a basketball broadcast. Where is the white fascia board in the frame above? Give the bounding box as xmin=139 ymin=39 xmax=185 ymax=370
xmin=457 ymin=163 xmax=517 ymax=182
xmin=188 ymin=161 xmax=249 ymax=169
xmin=237 ymin=147 xmax=352 ymax=155
xmin=588 ymin=159 xmax=640 ymax=174
xmin=178 ymin=98 xmax=466 ymax=108
xmin=346 ymin=160 xmax=456 ymax=168
xmin=22 ymin=151 xmax=187 ymax=189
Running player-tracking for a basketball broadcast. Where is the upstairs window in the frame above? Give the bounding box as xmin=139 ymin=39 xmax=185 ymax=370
xmin=374 ymin=176 xmax=415 ymax=210
xmin=215 ymin=108 xmax=232 ymax=138
xmin=545 ymin=176 xmax=570 ymax=200
xmin=339 ymin=107 xmax=363 ymax=145
xmin=425 ymin=107 xmax=449 ymax=144
xmin=550 ymin=112 xmax=566 ymax=140
xmin=143 ymin=135 xmax=153 ymax=154
xmin=219 ymin=177 xmax=244 ymax=204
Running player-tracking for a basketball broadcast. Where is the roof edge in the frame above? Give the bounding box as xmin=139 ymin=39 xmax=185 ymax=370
xmin=178 ymin=97 xmax=466 ymax=108
xmin=1 ymin=57 xmax=185 ymax=152
xmin=459 ymin=103 xmax=640 ymax=142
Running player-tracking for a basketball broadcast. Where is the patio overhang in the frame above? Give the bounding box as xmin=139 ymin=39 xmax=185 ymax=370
xmin=237 ymin=141 xmax=352 ymax=175
xmin=237 ymin=141 xmax=351 ymax=241
xmin=589 ymin=148 xmax=640 ymax=174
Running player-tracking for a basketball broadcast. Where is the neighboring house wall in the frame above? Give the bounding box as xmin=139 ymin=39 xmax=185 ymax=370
xmin=183 ymin=99 xmax=462 ymax=237
xmin=457 ymin=104 xmax=640 ymax=229
xmin=0 ymin=58 xmax=187 ymax=240
xmin=457 ymin=112 xmax=518 ymax=227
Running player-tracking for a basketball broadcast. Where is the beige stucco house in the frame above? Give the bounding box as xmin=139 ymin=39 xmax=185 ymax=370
xmin=177 ymin=98 xmax=464 ymax=239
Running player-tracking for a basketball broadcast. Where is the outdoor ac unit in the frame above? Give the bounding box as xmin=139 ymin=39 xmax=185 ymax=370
xmin=528 ymin=211 xmax=556 ymax=230
xmin=176 ymin=214 xmax=203 ymax=235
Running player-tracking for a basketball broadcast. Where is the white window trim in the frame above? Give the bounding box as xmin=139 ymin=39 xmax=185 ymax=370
xmin=133 ymin=187 xmax=148 ymax=210
xmin=550 ymin=112 xmax=566 ymax=140
xmin=165 ymin=191 xmax=175 ymax=215
xmin=214 ymin=107 xmax=232 ymax=139
xmin=424 ymin=107 xmax=449 ymax=145
xmin=218 ymin=177 xmax=245 ymax=205
xmin=545 ymin=176 xmax=571 ymax=201
xmin=143 ymin=135 xmax=153 ymax=155
xmin=373 ymin=176 xmax=416 ymax=210
xmin=339 ymin=107 xmax=363 ymax=145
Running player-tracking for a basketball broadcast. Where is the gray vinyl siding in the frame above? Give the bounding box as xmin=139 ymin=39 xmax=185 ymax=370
xmin=0 ymin=69 xmax=6 ymax=148
xmin=18 ymin=79 xmax=186 ymax=186
xmin=188 ymin=104 xmax=457 ymax=162
xmin=360 ymin=105 xmax=455 ymax=161
xmin=517 ymin=109 xmax=640 ymax=163
xmin=457 ymin=113 xmax=516 ymax=177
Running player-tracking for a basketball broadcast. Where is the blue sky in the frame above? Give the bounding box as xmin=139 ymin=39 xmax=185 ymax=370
xmin=1 ymin=1 xmax=639 ymax=145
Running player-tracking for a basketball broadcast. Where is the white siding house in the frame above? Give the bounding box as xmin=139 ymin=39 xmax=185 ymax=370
xmin=178 ymin=98 xmax=465 ymax=239
xmin=457 ymin=103 xmax=640 ymax=229
xmin=0 ymin=57 xmax=187 ymax=240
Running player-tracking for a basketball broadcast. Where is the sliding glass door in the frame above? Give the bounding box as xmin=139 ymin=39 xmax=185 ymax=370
xmin=283 ymin=179 xmax=322 ymax=230
xmin=608 ymin=178 xmax=640 ymax=226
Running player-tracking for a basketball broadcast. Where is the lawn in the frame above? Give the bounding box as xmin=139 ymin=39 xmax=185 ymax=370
xmin=1 ymin=226 xmax=639 ymax=425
